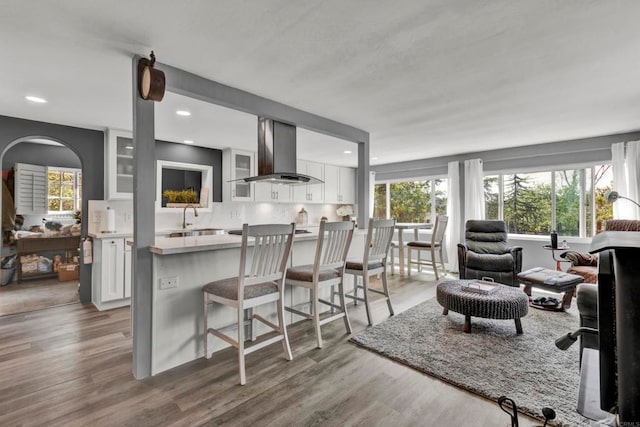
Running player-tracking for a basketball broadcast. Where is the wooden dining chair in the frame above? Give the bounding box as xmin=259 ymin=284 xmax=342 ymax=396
xmin=407 ymin=214 xmax=448 ymax=279
xmin=344 ymin=218 xmax=396 ymax=326
xmin=285 ymin=220 xmax=355 ymax=348
xmin=202 ymin=223 xmax=295 ymax=385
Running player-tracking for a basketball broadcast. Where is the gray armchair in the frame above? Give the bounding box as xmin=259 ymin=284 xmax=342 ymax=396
xmin=457 ymin=220 xmax=523 ymax=287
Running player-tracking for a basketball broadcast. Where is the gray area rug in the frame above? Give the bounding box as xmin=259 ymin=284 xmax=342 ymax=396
xmin=351 ymin=298 xmax=588 ymax=426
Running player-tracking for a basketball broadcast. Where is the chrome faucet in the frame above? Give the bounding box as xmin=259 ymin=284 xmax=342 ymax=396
xmin=182 ymin=204 xmax=199 ymax=229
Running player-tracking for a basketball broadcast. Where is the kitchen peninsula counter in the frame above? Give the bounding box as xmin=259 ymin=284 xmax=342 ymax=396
xmin=148 ymin=227 xmax=366 ymax=375
xmin=149 ymin=229 xmax=339 ymax=255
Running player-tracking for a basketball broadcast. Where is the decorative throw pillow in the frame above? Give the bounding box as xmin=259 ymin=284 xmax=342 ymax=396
xmin=560 ymin=251 xmax=598 ymax=267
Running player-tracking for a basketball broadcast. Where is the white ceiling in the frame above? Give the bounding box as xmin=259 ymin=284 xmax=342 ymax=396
xmin=1 ymin=1 xmax=640 ymax=167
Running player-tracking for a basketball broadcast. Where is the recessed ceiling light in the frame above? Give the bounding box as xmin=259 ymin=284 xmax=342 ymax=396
xmin=343 ymin=150 xmax=352 ymax=154
xmin=176 ymin=110 xmax=191 ymax=116
xmin=25 ymin=95 xmax=47 ymax=103
xmin=183 ymin=140 xmax=194 ymax=144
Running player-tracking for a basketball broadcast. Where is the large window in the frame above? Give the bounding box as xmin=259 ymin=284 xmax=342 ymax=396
xmin=48 ymin=167 xmax=82 ymax=213
xmin=374 ymin=178 xmax=447 ymax=223
xmin=484 ymin=164 xmax=612 ymax=237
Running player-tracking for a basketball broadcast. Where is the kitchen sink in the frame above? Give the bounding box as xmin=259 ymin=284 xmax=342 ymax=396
xmin=167 ymin=228 xmax=225 ymax=238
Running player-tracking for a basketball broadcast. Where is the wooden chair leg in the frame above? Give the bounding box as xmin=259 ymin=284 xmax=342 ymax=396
xmin=313 ymin=288 xmax=323 ymax=348
xmin=439 ymin=246 xmax=446 ymax=276
xmin=237 ymin=307 xmax=246 ymax=385
xmin=309 ymin=289 xmax=314 ymax=315
xmin=431 ymin=247 xmax=438 ymax=280
xmin=381 ymin=268 xmax=394 ymax=316
xmin=353 ymin=275 xmax=358 ymax=305
xmin=330 ymin=285 xmax=336 ymax=314
xmin=338 ymin=280 xmax=352 ymax=334
xmin=362 ymin=274 xmax=373 ymax=326
xmin=390 ymin=247 xmax=395 ymax=275
xmin=247 ymin=307 xmax=257 ymax=341
xmin=203 ymin=294 xmax=209 ymax=359
xmin=407 ymin=247 xmax=412 ymax=276
xmin=278 ymin=295 xmax=293 ymax=360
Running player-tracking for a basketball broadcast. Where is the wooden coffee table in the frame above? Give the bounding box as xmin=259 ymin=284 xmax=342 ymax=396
xmin=436 ymin=280 xmax=529 ymax=334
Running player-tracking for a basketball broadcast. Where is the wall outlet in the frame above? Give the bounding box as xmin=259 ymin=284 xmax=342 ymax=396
xmin=93 ymin=212 xmax=103 ymax=223
xmin=159 ymin=276 xmax=178 ymax=290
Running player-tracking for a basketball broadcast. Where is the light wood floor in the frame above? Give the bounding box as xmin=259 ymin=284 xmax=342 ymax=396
xmin=0 ymin=272 xmax=538 ymax=426
xmin=0 ymin=277 xmax=79 ymax=317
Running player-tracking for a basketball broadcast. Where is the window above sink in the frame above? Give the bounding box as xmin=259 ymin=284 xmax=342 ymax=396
xmin=156 ymin=160 xmax=213 ymax=212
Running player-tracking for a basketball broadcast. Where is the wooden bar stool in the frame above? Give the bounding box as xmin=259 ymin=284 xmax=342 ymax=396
xmin=285 ymin=220 xmax=355 ymax=348
xmin=344 ymin=218 xmax=396 ymax=326
xmin=202 ymin=223 xmax=295 ymax=385
xmin=407 ymin=215 xmax=448 ymax=280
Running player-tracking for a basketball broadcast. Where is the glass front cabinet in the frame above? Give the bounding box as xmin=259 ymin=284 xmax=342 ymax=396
xmin=106 ymin=129 xmax=134 ymax=200
xmin=223 ymin=149 xmax=255 ymax=202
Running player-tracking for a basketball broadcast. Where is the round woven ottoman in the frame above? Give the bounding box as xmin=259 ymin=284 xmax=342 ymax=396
xmin=436 ymin=280 xmax=529 ymax=334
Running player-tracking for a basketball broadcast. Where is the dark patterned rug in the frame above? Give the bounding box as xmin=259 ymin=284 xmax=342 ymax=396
xmin=350 ymin=297 xmax=589 ymax=426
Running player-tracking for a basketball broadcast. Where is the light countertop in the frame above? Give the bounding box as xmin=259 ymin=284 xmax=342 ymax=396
xmin=148 ymin=228 xmax=367 ymax=255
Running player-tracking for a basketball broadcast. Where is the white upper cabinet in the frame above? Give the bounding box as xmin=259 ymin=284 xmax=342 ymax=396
xmin=14 ymin=163 xmax=47 ymax=215
xmin=324 ymin=164 xmax=356 ymax=204
xmin=254 ymin=182 xmax=292 ymax=203
xmin=223 ymin=149 xmax=254 ymax=202
xmin=106 ymin=129 xmax=134 ymax=200
xmin=340 ymin=166 xmax=356 ymax=204
xmin=293 ymin=160 xmax=324 ymax=203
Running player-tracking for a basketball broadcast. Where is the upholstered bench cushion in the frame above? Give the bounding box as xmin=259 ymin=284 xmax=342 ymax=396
xmin=203 ymin=277 xmax=278 ymax=300
xmin=345 ymin=260 xmax=384 ymax=271
xmin=517 ymin=267 xmax=584 ymax=292
xmin=406 ymin=241 xmax=440 ymax=248
xmin=286 ymin=264 xmax=340 ymax=282
xmin=466 ymin=251 xmax=514 ymax=272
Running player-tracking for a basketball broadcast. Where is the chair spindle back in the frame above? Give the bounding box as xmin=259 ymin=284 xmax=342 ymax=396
xmin=315 ymin=221 xmax=355 ymax=272
xmin=240 ymin=223 xmax=296 ymax=288
xmin=364 ymin=218 xmax=396 ymax=264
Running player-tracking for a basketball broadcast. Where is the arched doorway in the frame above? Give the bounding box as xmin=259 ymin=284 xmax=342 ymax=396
xmin=0 ymin=136 xmax=83 ymax=316
xmin=0 ymin=115 xmax=105 ymax=307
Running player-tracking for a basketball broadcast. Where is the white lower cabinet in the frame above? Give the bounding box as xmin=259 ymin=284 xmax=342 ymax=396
xmin=92 ymin=237 xmax=132 ymax=310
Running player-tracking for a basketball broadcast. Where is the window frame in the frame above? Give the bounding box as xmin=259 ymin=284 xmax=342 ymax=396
xmin=375 ymin=175 xmax=448 ymax=223
xmin=484 ymin=162 xmax=611 ymax=239
xmin=47 ymin=166 xmax=82 ymax=214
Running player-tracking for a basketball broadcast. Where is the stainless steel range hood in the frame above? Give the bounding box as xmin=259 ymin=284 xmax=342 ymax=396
xmin=242 ymin=117 xmax=323 ymax=185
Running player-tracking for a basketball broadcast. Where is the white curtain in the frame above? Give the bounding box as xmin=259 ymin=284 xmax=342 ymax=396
xmin=464 ymin=158 xmax=485 ymax=222
xmin=369 ymin=171 xmax=376 ymax=219
xmin=611 ymin=141 xmax=640 ymax=219
xmin=446 ymin=161 xmax=461 ymax=272
xmin=626 ymin=141 xmax=640 ymax=219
